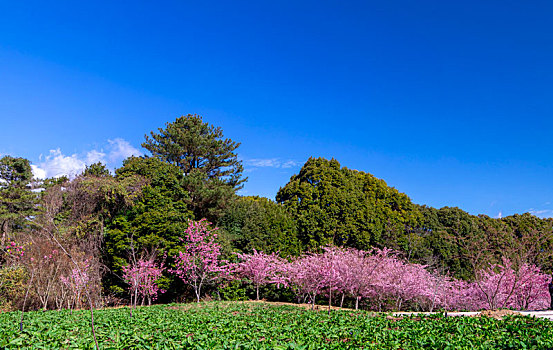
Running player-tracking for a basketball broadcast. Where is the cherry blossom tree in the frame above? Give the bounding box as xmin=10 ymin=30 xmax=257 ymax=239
xmin=285 ymin=253 xmax=330 ymax=309
xmin=122 ymin=257 xmax=165 ymax=310
xmin=234 ymin=250 xmax=287 ymax=300
xmin=468 ymin=258 xmax=550 ymax=310
xmin=340 ymin=248 xmax=393 ymax=310
xmin=60 ymin=259 xmax=91 ymax=311
xmin=511 ymin=263 xmax=550 ymax=310
xmin=172 ymin=219 xmax=229 ymax=302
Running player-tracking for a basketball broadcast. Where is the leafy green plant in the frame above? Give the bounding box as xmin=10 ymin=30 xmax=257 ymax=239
xmin=1 ymin=302 xmax=553 ymax=349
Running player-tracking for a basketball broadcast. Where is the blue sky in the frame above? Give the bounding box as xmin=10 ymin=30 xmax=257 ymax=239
xmin=1 ymin=1 xmax=552 ymax=218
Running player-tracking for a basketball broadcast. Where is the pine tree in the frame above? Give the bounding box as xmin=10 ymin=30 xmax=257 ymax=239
xmin=0 ymin=156 xmax=37 ymax=245
xmin=142 ymin=115 xmax=246 ymax=221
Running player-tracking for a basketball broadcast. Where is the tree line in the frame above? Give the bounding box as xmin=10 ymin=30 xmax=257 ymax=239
xmin=1 ymin=114 xmax=552 ymax=311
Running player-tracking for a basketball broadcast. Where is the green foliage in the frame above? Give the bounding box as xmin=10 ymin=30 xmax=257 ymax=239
xmin=0 ymin=156 xmax=37 ymax=244
xmin=217 ymin=280 xmax=248 ymax=301
xmin=83 ymin=162 xmax=111 ymax=177
xmin=416 ymin=205 xmax=553 ymax=279
xmin=104 ymin=156 xmax=193 ymax=297
xmin=0 ymin=265 xmax=27 ymax=311
xmin=276 ymin=157 xmax=553 ymax=281
xmin=1 ymin=302 xmax=553 ymax=349
xmin=142 ymin=114 xmax=246 ymax=221
xmin=277 ymin=157 xmax=421 ymax=251
xmin=111 ymin=157 xmax=192 ymax=254
xmin=414 ymin=206 xmax=478 ymax=279
xmin=219 ymin=196 xmax=300 ymax=257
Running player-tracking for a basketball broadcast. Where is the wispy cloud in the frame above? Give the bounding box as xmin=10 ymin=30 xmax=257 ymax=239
xmin=31 ymin=138 xmax=142 ymax=180
xmin=281 ymin=160 xmax=299 ymax=168
xmin=495 ymin=211 xmax=502 ymax=219
xmin=107 ymin=138 xmax=142 ymax=163
xmin=528 ymin=209 xmax=553 ymax=218
xmin=86 ymin=150 xmax=106 ymax=164
xmin=243 ymin=158 xmax=300 ymax=170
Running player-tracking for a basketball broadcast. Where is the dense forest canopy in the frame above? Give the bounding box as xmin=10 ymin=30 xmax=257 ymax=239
xmin=1 ymin=114 xmax=552 ymax=310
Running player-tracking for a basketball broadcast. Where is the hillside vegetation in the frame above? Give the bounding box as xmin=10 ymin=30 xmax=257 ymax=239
xmin=1 ymin=114 xmax=552 ymax=311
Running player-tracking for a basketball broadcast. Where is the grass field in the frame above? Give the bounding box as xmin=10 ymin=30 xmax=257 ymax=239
xmin=1 ymin=302 xmax=553 ymax=349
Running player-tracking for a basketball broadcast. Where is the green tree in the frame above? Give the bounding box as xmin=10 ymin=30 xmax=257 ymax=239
xmin=416 ymin=206 xmax=478 ymax=279
xmin=276 ymin=157 xmax=420 ymax=251
xmin=501 ymin=213 xmax=553 ymax=271
xmin=142 ymin=115 xmax=246 ymax=221
xmin=104 ymin=156 xmax=193 ymax=297
xmin=0 ymin=156 xmax=37 ymax=245
xmin=83 ymin=162 xmax=110 ymax=177
xmin=218 ymin=196 xmax=300 ymax=257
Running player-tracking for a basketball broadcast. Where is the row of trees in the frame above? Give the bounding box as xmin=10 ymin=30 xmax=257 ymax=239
xmin=141 ymin=219 xmax=551 ymax=312
xmin=276 ymin=157 xmax=553 ymax=281
xmin=1 ymin=114 xmax=552 ymax=311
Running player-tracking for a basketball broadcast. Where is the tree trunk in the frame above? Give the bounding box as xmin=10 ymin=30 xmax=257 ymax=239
xmin=20 ymin=270 xmax=35 ymax=332
xmin=328 ymin=288 xmax=332 ymax=314
xmin=355 ymin=296 xmax=359 ymax=310
xmin=1 ymin=220 xmax=8 ymax=247
xmin=340 ymin=294 xmax=345 ymax=308
xmin=256 ymin=285 xmax=260 ymax=301
xmin=196 ymin=289 xmax=201 ymax=303
xmin=85 ymin=289 xmax=100 ymax=350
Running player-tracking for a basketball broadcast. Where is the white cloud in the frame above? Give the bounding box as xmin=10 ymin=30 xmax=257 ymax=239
xmin=496 ymin=211 xmax=502 ymax=219
xmin=31 ymin=138 xmax=142 ymax=179
xmin=529 ymin=209 xmax=553 ymax=218
xmin=31 ymin=165 xmax=47 ymax=180
xmin=34 ymin=148 xmax=87 ymax=179
xmin=281 ymin=160 xmax=299 ymax=168
xmin=107 ymin=138 xmax=142 ymax=163
xmin=86 ymin=150 xmax=106 ymax=164
xmin=244 ymin=158 xmax=300 ymax=169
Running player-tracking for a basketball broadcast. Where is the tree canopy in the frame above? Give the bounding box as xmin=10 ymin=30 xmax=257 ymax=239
xmin=218 ymin=196 xmax=300 ymax=257
xmin=142 ymin=114 xmax=246 ymax=221
xmin=276 ymin=157 xmax=421 ymax=251
xmin=0 ymin=156 xmax=37 ymax=245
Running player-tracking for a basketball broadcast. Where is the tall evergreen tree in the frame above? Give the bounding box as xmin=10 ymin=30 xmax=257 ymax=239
xmin=0 ymin=156 xmax=36 ymax=245
xmin=142 ymin=115 xmax=246 ymax=221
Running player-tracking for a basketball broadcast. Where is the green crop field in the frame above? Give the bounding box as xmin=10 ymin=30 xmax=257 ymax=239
xmin=1 ymin=302 xmax=552 ymax=349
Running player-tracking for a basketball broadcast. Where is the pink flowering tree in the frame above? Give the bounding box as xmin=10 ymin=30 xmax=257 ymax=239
xmin=60 ymin=259 xmax=91 ymax=311
xmin=511 ymin=263 xmax=550 ymax=310
xmin=234 ymin=250 xmax=287 ymax=300
xmin=468 ymin=258 xmax=550 ymax=310
xmin=172 ymin=219 xmax=229 ymax=302
xmin=374 ymin=258 xmax=440 ymax=311
xmin=287 ymin=254 xmax=326 ymax=309
xmin=284 ymin=248 xmax=341 ymax=310
xmin=122 ymin=257 xmax=166 ymax=309
xmin=471 ymin=258 xmax=519 ymax=309
xmin=339 ymin=248 xmax=393 ymax=310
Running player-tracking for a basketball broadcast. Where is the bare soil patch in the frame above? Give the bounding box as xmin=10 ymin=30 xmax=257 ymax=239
xmin=478 ymin=309 xmax=521 ymax=319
